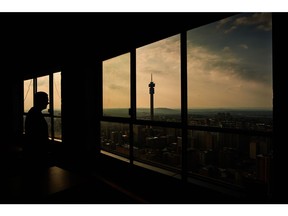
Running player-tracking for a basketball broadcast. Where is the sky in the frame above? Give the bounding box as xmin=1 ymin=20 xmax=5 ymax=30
xmin=24 ymin=72 xmax=61 ymax=112
xmin=103 ymin=13 xmax=272 ymax=110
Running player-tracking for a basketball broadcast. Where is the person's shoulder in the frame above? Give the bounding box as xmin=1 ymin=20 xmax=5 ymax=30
xmin=27 ymin=107 xmax=35 ymax=113
xmin=27 ymin=107 xmax=39 ymax=115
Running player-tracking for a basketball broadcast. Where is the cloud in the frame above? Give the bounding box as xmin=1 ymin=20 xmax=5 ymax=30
xmin=234 ymin=13 xmax=272 ymax=31
xmin=218 ymin=13 xmax=272 ymax=34
xmin=108 ymin=83 xmax=126 ymax=91
xmin=223 ymin=46 xmax=231 ymax=52
xmin=224 ymin=25 xmax=237 ymax=34
xmin=137 ymin=34 xmax=180 ymax=80
xmin=216 ymin=17 xmax=232 ymax=29
xmin=187 ymin=43 xmax=272 ymax=108
xmin=136 ymin=35 xmax=181 ymax=108
xmin=239 ymin=44 xmax=248 ymax=49
xmin=187 ymin=42 xmax=271 ymax=85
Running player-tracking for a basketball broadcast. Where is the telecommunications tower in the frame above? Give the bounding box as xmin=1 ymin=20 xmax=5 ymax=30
xmin=148 ymin=74 xmax=155 ymax=120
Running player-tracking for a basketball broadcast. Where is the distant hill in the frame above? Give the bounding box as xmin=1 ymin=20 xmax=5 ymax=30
xmin=103 ymin=107 xmax=272 ymax=118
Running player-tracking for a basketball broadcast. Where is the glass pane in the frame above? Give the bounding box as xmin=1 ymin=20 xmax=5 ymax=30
xmin=37 ymin=75 xmax=50 ymax=114
xmin=101 ymin=121 xmax=130 ymax=158
xmin=187 ymin=13 xmax=273 ymax=131
xmin=24 ymin=79 xmax=33 ymax=113
xmin=187 ymin=130 xmax=272 ymax=192
xmin=136 ymin=35 xmax=181 ymax=122
xmin=54 ymin=117 xmax=62 ymax=140
xmin=53 ymin=72 xmax=61 ymax=116
xmin=45 ymin=116 xmax=52 ymax=138
xmin=133 ymin=125 xmax=182 ymax=172
xmin=103 ymin=53 xmax=130 ymax=117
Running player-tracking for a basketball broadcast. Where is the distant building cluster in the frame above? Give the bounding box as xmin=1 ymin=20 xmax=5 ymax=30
xmin=101 ymin=110 xmax=272 ymax=191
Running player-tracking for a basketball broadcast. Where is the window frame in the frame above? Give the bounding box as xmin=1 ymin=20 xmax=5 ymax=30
xmin=23 ymin=72 xmax=62 ymax=143
xmin=100 ymin=14 xmax=273 ymax=192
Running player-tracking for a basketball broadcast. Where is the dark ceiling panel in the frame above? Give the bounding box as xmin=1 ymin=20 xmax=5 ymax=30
xmin=1 ymin=12 xmax=238 ymax=77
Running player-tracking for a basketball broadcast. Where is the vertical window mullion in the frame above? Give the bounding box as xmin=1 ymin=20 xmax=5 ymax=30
xmin=49 ymin=74 xmax=54 ymax=141
xmin=33 ymin=78 xmax=37 ymax=104
xmin=181 ymin=31 xmax=188 ymax=182
xmin=130 ymin=49 xmax=136 ymax=164
xmin=97 ymin=60 xmax=103 ymax=155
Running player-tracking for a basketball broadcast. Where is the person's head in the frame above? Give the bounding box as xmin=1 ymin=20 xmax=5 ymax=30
xmin=34 ymin=91 xmax=49 ymax=110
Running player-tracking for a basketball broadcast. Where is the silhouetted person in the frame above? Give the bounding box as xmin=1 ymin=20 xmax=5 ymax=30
xmin=24 ymin=91 xmax=50 ymax=170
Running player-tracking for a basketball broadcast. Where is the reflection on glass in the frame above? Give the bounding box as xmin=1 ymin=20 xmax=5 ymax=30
xmin=133 ymin=125 xmax=182 ymax=171
xmin=187 ymin=130 xmax=272 ymax=190
xmin=103 ymin=53 xmax=130 ymax=117
xmin=136 ymin=35 xmax=181 ymax=121
xmin=101 ymin=121 xmax=130 ymax=158
xmin=37 ymin=75 xmax=50 ymax=114
xmin=54 ymin=117 xmax=62 ymax=140
xmin=45 ymin=116 xmax=52 ymax=138
xmin=187 ymin=13 xmax=273 ymax=131
xmin=24 ymin=79 xmax=33 ymax=113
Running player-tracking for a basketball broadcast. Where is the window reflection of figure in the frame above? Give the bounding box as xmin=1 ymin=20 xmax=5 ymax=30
xmin=24 ymin=91 xmax=50 ymax=169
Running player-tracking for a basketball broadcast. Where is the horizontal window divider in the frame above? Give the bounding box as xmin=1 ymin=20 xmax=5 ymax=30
xmin=101 ymin=116 xmax=272 ymax=137
xmin=134 ymin=158 xmax=181 ymax=174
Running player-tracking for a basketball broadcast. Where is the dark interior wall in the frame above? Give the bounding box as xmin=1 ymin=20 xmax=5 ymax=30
xmin=271 ymin=13 xmax=288 ymax=201
xmin=1 ymin=75 xmax=14 ymax=152
xmin=60 ymin=59 xmax=101 ymax=165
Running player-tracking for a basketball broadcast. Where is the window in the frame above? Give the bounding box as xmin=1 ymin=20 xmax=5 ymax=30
xmin=136 ymin=35 xmax=181 ymax=122
xmin=103 ymin=53 xmax=130 ymax=118
xmin=23 ymin=71 xmax=62 ymax=141
xmin=100 ymin=13 xmax=272 ymax=194
xmin=186 ymin=13 xmax=273 ymax=188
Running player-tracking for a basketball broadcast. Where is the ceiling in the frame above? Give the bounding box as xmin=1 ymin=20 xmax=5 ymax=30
xmin=1 ymin=12 xmax=238 ymax=77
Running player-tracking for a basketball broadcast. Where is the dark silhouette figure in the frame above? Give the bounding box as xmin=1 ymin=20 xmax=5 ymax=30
xmin=24 ymin=91 xmax=51 ymax=169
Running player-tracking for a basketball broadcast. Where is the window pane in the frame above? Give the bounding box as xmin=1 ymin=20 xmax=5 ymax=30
xmin=53 ymin=72 xmax=62 ymax=141
xmin=101 ymin=121 xmax=130 ymax=158
xmin=37 ymin=75 xmax=50 ymax=114
xmin=133 ymin=124 xmax=182 ymax=172
xmin=103 ymin=53 xmax=130 ymax=117
xmin=53 ymin=72 xmax=61 ymax=116
xmin=45 ymin=116 xmax=52 ymax=138
xmin=24 ymin=79 xmax=33 ymax=113
xmin=136 ymin=35 xmax=181 ymax=122
xmin=187 ymin=130 xmax=272 ymax=191
xmin=54 ymin=117 xmax=62 ymax=140
xmin=187 ymin=13 xmax=273 ymax=131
